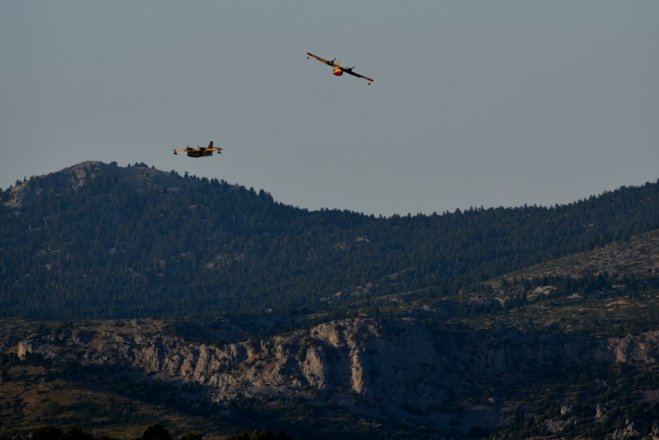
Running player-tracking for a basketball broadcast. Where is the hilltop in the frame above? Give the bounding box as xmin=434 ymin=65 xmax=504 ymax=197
xmin=1 ymin=161 xmax=658 ymax=319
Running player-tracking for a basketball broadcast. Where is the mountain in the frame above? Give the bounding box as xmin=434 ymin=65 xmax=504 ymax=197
xmin=2 ymin=227 xmax=657 ymax=437
xmin=0 ymin=162 xmax=658 ymax=438
xmin=1 ymin=231 xmax=658 ymax=438
xmin=4 ymin=317 xmax=658 ymax=439
xmin=1 ymin=161 xmax=658 ymax=319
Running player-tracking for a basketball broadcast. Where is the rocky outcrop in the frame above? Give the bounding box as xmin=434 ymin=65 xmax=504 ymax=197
xmin=2 ymin=161 xmax=176 ymax=210
xmin=9 ymin=319 xmax=659 ymax=412
xmin=3 ymin=162 xmax=104 ymax=210
xmin=5 ymin=317 xmax=659 ymax=438
xmin=607 ymin=331 xmax=659 ymax=365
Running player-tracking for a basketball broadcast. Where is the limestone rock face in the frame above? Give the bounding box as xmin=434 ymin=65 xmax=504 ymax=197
xmin=7 ymin=319 xmax=659 ymax=412
xmin=302 ymin=345 xmax=328 ymax=390
xmin=607 ymin=331 xmax=659 ymax=364
xmin=17 ymin=341 xmax=32 ymax=361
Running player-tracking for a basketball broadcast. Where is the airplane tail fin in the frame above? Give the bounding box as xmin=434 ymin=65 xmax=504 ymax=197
xmin=208 ymin=141 xmax=213 ymax=149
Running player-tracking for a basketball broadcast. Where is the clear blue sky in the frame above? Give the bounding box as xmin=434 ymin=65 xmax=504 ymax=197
xmin=2 ymin=1 xmax=658 ymax=215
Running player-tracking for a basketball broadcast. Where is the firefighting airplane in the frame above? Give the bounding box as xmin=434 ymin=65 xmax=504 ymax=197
xmin=173 ymin=141 xmax=222 ymax=158
xmin=306 ymin=52 xmax=374 ymax=85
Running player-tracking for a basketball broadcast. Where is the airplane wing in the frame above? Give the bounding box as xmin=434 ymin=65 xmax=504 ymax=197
xmin=344 ymin=69 xmax=374 ymax=85
xmin=306 ymin=52 xmax=335 ymax=66
xmin=205 ymin=141 xmax=222 ymax=154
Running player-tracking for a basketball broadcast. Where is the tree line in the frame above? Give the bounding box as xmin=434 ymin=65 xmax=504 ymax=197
xmin=1 ymin=162 xmax=657 ymax=319
xmin=30 ymin=424 xmax=293 ymax=440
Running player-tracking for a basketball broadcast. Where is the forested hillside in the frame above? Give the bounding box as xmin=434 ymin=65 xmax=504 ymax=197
xmin=1 ymin=161 xmax=658 ymax=318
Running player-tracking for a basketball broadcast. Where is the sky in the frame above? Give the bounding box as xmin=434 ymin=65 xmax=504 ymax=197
xmin=1 ymin=1 xmax=658 ymax=216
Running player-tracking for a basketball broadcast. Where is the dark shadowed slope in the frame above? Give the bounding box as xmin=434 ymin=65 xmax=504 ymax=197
xmin=1 ymin=161 xmax=657 ymax=319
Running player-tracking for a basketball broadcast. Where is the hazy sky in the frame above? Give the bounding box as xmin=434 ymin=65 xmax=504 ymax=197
xmin=2 ymin=1 xmax=658 ymax=215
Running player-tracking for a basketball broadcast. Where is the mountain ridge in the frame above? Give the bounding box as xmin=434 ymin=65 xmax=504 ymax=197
xmin=1 ymin=161 xmax=658 ymax=319
xmin=1 ymin=162 xmax=658 ymax=438
xmin=4 ymin=160 xmax=659 ymax=214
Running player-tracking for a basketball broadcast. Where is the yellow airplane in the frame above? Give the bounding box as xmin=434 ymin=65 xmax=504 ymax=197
xmin=173 ymin=141 xmax=222 ymax=158
xmin=306 ymin=52 xmax=374 ymax=85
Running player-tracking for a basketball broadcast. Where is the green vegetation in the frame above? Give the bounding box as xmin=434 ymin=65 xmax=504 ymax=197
xmin=29 ymin=424 xmax=291 ymax=440
xmin=225 ymin=431 xmax=293 ymax=440
xmin=1 ymin=162 xmax=657 ymax=319
xmin=0 ymin=359 xmax=297 ymax=439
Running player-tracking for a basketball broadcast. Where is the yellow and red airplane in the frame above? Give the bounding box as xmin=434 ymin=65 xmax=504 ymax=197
xmin=173 ymin=141 xmax=222 ymax=158
xmin=306 ymin=52 xmax=374 ymax=85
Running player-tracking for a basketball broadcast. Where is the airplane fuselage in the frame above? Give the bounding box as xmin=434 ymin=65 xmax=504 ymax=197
xmin=186 ymin=149 xmax=213 ymax=158
xmin=173 ymin=141 xmax=220 ymax=157
xmin=307 ymin=52 xmax=372 ymax=84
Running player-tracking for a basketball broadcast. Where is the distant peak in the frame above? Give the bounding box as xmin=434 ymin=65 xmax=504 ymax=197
xmin=3 ymin=161 xmax=109 ymax=210
xmin=2 ymin=161 xmax=202 ymax=210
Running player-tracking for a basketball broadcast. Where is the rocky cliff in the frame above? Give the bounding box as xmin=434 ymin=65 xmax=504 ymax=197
xmin=10 ymin=317 xmax=659 ymax=434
